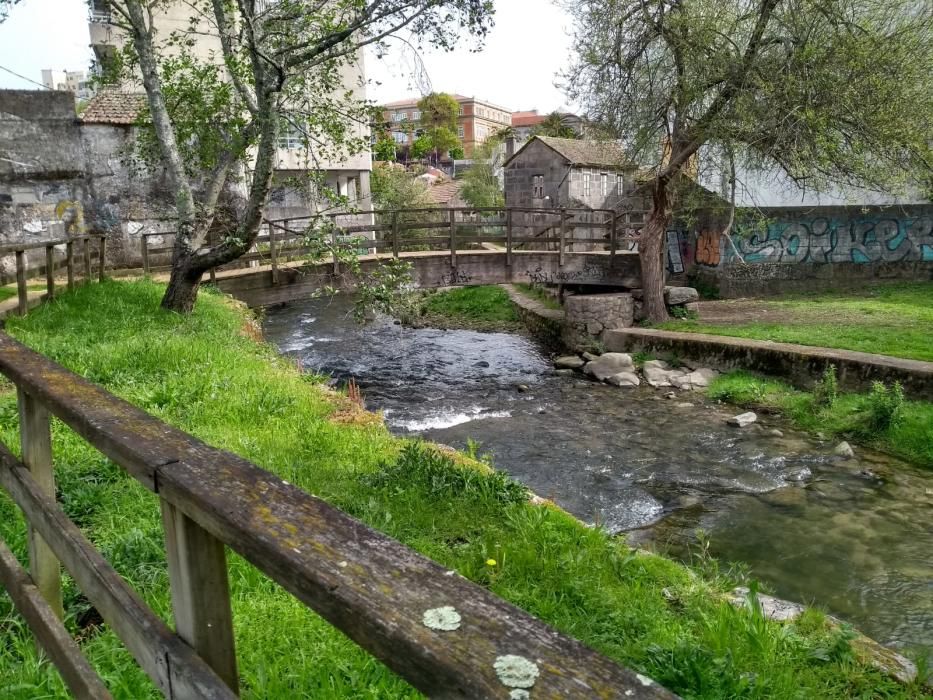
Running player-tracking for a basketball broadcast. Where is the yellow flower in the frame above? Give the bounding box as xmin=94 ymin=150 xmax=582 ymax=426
xmin=486 ymin=558 xmax=497 ymax=567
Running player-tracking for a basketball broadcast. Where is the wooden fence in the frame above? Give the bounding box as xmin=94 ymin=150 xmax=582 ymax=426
xmin=0 ymin=235 xmax=108 ymax=315
xmin=0 ymin=333 xmax=675 ymax=698
xmin=139 ymin=207 xmax=645 ymax=283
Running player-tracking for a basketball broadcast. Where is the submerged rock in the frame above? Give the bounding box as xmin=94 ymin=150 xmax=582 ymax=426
xmin=834 ymin=441 xmax=855 ymax=458
xmin=767 ymin=428 xmax=785 ymax=438
xmin=584 ymin=353 xmax=634 ymax=381
xmin=553 ymin=355 xmax=585 ymax=370
xmin=554 ymin=369 xmax=575 ymax=377
xmin=728 ymin=411 xmax=758 ymax=427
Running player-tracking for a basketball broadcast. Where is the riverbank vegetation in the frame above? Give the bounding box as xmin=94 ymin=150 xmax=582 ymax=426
xmin=0 ymin=280 xmax=926 ymax=697
xmin=708 ymin=370 xmax=933 ymax=468
xmin=661 ymin=283 xmax=933 ymax=362
xmin=416 ymin=285 xmax=521 ymax=331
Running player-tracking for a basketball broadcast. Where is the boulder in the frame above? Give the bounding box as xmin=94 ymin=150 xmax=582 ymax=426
xmin=554 ymin=369 xmax=575 ymax=377
xmin=678 ymin=368 xmax=718 ymax=389
xmin=582 ymin=352 xmax=599 ymax=361
xmin=607 ymin=371 xmax=640 ymax=387
xmin=583 ymin=353 xmax=635 ymax=381
xmin=642 ymin=359 xmax=670 ymax=371
xmin=767 ymin=428 xmax=785 ymax=438
xmin=664 ymin=286 xmax=700 ymax=305
xmin=643 ymin=365 xmax=674 ymax=387
xmin=727 ymin=411 xmax=758 ymax=427
xmin=554 ymin=355 xmax=585 ymax=370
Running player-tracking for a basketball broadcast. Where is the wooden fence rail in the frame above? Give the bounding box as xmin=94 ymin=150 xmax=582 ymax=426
xmin=0 ymin=332 xmax=675 ymax=699
xmin=138 ymin=207 xmax=644 ymax=280
xmin=0 ymin=235 xmax=108 ymax=316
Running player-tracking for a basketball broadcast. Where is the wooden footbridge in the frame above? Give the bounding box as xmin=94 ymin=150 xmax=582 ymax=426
xmin=0 ymin=211 xmax=671 ymax=698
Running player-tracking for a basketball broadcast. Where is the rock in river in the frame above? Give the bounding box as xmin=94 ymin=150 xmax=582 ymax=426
xmin=584 ymin=353 xmax=634 ymax=381
xmin=607 ymin=371 xmax=640 ymax=387
xmin=728 ymin=411 xmax=758 ymax=427
xmin=834 ymin=441 xmax=855 ymax=458
xmin=553 ymin=355 xmax=585 ymax=370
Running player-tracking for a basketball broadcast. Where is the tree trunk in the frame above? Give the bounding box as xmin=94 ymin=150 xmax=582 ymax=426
xmin=640 ymin=180 xmax=674 ymax=323
xmin=161 ymin=257 xmax=204 ymax=314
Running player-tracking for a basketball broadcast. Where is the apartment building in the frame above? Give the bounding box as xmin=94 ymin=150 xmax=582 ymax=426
xmin=381 ymin=94 xmax=513 ymax=157
xmin=40 ymin=70 xmax=95 ymax=101
xmin=86 ymin=1 xmax=372 ymax=218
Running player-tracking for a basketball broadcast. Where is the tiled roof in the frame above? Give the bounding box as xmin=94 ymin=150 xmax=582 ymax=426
xmin=426 ymin=179 xmax=464 ymax=206
xmin=519 ymin=136 xmax=630 ymax=168
xmin=511 ymin=112 xmax=546 ymax=128
xmin=81 ymin=91 xmax=147 ymax=125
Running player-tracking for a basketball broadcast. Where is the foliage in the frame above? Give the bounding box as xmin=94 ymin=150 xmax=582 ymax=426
xmin=513 ymin=283 xmax=562 ymax=310
xmin=415 ymin=92 xmax=463 ymax=160
xmin=410 ymin=134 xmax=434 ymax=160
xmin=563 ymin=0 xmax=933 ymax=322
xmin=419 ymin=285 xmax=520 ymax=328
xmin=0 ymin=281 xmax=921 ymax=697
xmin=99 ymin=1 xmax=494 ymax=311
xmin=353 ymin=258 xmax=418 ymax=323
xmin=448 ymin=145 xmax=465 ymax=160
xmin=660 ymin=283 xmax=933 ymax=362
xmin=369 ymin=162 xmax=432 ymax=211
xmin=372 ymin=137 xmax=398 ymax=162
xmin=460 ymin=136 xmax=505 ymax=208
xmin=813 ymin=365 xmax=839 ymax=409
xmin=708 ymin=371 xmax=932 ymax=467
xmin=530 ymin=112 xmax=578 ymax=139
xmin=861 ymin=381 xmax=905 ymax=435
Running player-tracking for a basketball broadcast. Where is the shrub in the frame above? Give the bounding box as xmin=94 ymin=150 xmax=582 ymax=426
xmin=860 ymin=381 xmax=905 ymax=434
xmin=813 ymin=365 xmax=838 ymax=408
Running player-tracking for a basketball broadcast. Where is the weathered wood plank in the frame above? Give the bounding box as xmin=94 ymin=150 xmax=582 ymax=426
xmin=98 ymin=237 xmax=107 ymax=283
xmin=66 ymin=241 xmax=75 ymax=291
xmin=18 ymin=389 xmax=63 ymax=619
xmin=0 ymin=538 xmax=113 ymax=700
xmin=15 ymin=250 xmax=28 ymax=315
xmin=45 ymin=245 xmax=55 ymax=299
xmin=0 ymin=444 xmax=236 ymax=700
xmin=83 ymin=239 xmax=92 ymax=282
xmin=156 ymin=456 xmax=676 ymax=699
xmin=161 ymin=499 xmax=239 ymax=693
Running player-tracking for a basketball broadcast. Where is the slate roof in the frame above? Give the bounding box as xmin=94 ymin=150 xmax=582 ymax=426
xmin=530 ymin=136 xmax=630 ymax=168
xmin=81 ymin=91 xmax=147 ymax=125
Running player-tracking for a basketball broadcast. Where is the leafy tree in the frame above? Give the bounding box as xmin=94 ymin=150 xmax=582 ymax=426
xmin=92 ymin=1 xmax=492 ymax=312
xmin=417 ymin=92 xmax=463 ymax=163
xmin=370 ymin=162 xmax=432 ymax=211
xmin=411 ymin=134 xmax=434 ymax=160
xmin=530 ymin=112 xmax=578 ymax=139
xmin=448 ymin=145 xmax=465 ymax=160
xmin=563 ymin=0 xmax=933 ymax=321
xmin=373 ymin=137 xmax=398 ymax=162
xmin=461 ymin=137 xmax=504 ymax=208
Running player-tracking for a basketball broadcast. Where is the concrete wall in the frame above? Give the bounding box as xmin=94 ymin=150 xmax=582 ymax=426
xmin=689 ymin=204 xmax=933 ymax=296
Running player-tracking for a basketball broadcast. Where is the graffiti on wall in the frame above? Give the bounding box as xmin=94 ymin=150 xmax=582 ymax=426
xmin=697 ymin=215 xmax=933 ymax=266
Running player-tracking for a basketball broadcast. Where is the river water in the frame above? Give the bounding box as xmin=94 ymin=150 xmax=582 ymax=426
xmin=263 ymin=296 xmax=933 ymax=664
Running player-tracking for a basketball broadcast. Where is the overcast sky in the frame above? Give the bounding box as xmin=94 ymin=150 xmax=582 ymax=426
xmin=0 ymin=0 xmax=575 ymax=113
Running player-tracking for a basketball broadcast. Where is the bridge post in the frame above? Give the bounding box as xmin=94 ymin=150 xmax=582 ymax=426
xmin=140 ymin=236 xmax=149 ymax=276
xmin=268 ymin=223 xmax=279 ymax=285
xmin=331 ymin=221 xmax=339 ymax=274
xmin=83 ymin=238 xmax=92 ymax=283
xmin=392 ymin=211 xmax=399 ymax=259
xmin=559 ymin=208 xmax=566 ymax=267
xmin=208 ymin=230 xmax=217 ymax=285
xmin=18 ymin=390 xmax=63 ymax=620
xmin=45 ymin=245 xmax=55 ymax=300
xmin=449 ymin=209 xmax=457 ymax=269
xmin=609 ymin=212 xmax=617 ymax=269
xmin=15 ymin=250 xmax=27 ymax=316
xmin=98 ymin=237 xmax=107 ymax=283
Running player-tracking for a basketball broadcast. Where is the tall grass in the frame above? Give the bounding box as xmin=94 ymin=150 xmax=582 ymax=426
xmin=0 ymin=280 xmax=924 ymax=698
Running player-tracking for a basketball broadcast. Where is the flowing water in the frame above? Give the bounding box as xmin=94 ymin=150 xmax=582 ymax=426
xmin=263 ymin=296 xmax=933 ymax=664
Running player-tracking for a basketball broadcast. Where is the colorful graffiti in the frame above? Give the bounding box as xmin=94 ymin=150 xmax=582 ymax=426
xmin=697 ymin=214 xmax=933 ymax=266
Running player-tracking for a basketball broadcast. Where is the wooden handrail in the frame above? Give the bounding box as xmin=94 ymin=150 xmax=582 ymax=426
xmin=0 ymin=333 xmax=675 ymax=699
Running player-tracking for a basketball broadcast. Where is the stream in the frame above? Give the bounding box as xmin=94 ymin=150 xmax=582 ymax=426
xmin=263 ymin=295 xmax=933 ymax=665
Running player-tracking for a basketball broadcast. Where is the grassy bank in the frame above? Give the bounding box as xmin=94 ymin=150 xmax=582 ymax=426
xmin=0 ymin=280 xmax=925 ymax=698
xmin=416 ymin=284 xmax=521 ymax=331
xmin=661 ymin=283 xmax=933 ymax=361
xmin=707 ymin=370 xmax=933 ymax=469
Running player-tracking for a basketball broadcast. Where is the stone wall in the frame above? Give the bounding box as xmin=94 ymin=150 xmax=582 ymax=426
xmin=690 ymin=204 xmax=933 ymax=296
xmin=561 ymin=292 xmax=634 ymax=352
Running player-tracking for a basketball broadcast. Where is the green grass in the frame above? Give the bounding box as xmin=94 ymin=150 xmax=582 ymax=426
xmin=660 ymin=283 xmax=933 ymax=361
xmin=0 ymin=285 xmax=47 ymax=303
xmin=419 ymin=285 xmax=520 ymax=328
xmin=513 ymin=283 xmax=563 ymax=310
xmin=0 ymin=280 xmax=926 ymax=698
xmin=708 ymin=370 xmax=933 ymax=468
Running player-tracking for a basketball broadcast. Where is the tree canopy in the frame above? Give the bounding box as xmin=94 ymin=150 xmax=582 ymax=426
xmin=530 ymin=113 xmax=579 ymax=139
xmin=563 ymin=0 xmax=933 ymax=321
xmin=415 ymin=92 xmax=463 ymax=162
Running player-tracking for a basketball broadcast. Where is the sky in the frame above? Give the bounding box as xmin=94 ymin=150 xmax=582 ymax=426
xmin=0 ymin=0 xmax=576 ymax=113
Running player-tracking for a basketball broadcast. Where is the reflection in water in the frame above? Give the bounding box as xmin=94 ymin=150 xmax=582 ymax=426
xmin=263 ymin=296 xmax=933 ymax=663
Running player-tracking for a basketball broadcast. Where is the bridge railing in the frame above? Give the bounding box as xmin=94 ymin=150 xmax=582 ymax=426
xmin=138 ymin=208 xmax=647 ymax=281
xmin=0 ymin=333 xmax=675 ymax=699
xmin=0 ymin=234 xmax=108 ymax=315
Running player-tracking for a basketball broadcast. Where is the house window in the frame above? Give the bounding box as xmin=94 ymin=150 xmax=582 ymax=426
xmin=392 ymin=112 xmax=405 ymax=122
xmin=601 ymin=173 xmax=608 ymax=196
xmin=458 ymin=125 xmax=464 ymax=138
xmin=411 ymin=110 xmax=421 ymax=121
xmin=533 ymin=175 xmax=544 ymax=198
xmin=392 ymin=131 xmax=408 ymax=144
xmin=616 ymin=173 xmax=624 ymax=193
xmin=458 ymin=106 xmax=464 ymax=116
xmin=277 ymin=127 xmax=302 ymax=150
xmin=582 ymin=171 xmax=591 ymax=197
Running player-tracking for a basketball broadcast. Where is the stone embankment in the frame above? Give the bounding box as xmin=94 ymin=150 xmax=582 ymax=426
xmin=554 ymin=351 xmax=720 ymax=393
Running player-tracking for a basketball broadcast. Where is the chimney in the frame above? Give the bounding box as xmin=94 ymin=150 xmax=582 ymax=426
xmin=505 ymin=137 xmax=515 ymax=159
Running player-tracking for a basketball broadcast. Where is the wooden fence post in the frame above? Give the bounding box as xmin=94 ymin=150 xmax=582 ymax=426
xmin=98 ymin=237 xmax=107 ymax=282
xmin=208 ymin=230 xmax=217 ymax=285
xmin=160 ymin=499 xmax=239 ymax=693
xmin=268 ymin=224 xmax=279 ymax=285
xmin=83 ymin=238 xmax=92 ymax=282
xmin=392 ymin=211 xmax=399 ymax=259
xmin=15 ymin=250 xmax=27 ymax=316
xmin=559 ymin=209 xmax=566 ymax=267
xmin=18 ymin=390 xmax=63 ymax=620
xmin=45 ymin=245 xmax=55 ymax=300
xmin=609 ymin=212 xmax=617 ymax=268
xmin=66 ymin=241 xmax=75 ymax=291
xmin=141 ymin=236 xmax=149 ymax=275
xmin=449 ymin=210 xmax=457 ymax=268
xmin=506 ymin=209 xmax=513 ymax=268
xmin=331 ymin=224 xmax=339 ymax=275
